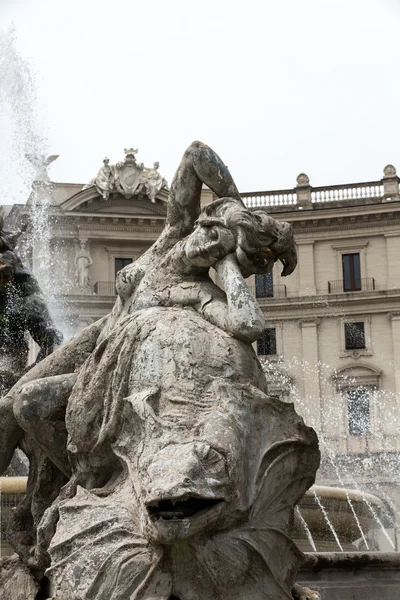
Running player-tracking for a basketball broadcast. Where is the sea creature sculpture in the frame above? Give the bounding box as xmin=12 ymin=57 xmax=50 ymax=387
xmin=0 ymin=142 xmax=319 ymax=599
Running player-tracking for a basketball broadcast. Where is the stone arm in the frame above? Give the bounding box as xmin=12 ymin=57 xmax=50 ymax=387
xmin=165 ymin=141 xmax=243 ymax=243
xmin=107 ymin=142 xmax=244 ymax=330
xmin=17 ymin=275 xmax=62 ymax=359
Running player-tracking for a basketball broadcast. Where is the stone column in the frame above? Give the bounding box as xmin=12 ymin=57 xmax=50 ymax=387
xmin=389 ymin=312 xmax=400 ymax=393
xmin=300 ymin=318 xmax=321 ymax=430
xmin=385 ymin=233 xmax=400 ymax=290
xmin=297 ymin=240 xmax=316 ymax=295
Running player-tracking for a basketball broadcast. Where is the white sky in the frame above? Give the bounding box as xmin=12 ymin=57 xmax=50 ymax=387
xmin=1 ymin=0 xmax=400 ymax=202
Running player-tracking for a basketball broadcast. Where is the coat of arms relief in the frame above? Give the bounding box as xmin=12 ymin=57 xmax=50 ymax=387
xmin=83 ymin=148 xmax=168 ymax=202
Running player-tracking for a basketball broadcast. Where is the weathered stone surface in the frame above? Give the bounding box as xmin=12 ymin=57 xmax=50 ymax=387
xmin=298 ymin=552 xmax=400 ymax=600
xmin=0 ymin=555 xmax=38 ymax=600
xmin=46 ymin=310 xmax=318 ymax=599
xmin=0 ymin=142 xmax=318 ymax=599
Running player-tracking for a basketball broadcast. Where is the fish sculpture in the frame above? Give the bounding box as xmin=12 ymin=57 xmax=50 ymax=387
xmin=0 ymin=142 xmax=319 ymax=599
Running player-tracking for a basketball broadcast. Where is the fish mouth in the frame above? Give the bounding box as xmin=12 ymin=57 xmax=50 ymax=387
xmin=147 ymin=496 xmax=224 ymax=521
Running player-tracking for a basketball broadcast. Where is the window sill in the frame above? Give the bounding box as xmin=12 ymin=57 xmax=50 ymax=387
xmin=339 ymin=349 xmax=373 ymax=359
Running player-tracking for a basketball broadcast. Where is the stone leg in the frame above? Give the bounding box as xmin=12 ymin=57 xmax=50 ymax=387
xmin=0 ymin=395 xmax=24 ymax=476
xmin=13 ymin=373 xmax=77 ymax=477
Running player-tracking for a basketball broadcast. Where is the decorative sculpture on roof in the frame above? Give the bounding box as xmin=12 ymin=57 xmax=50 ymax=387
xmin=83 ymin=148 xmax=169 ymax=201
xmin=25 ymin=154 xmax=59 ymax=183
xmin=140 ymin=161 xmax=169 ymax=203
xmin=114 ymin=147 xmax=143 ymax=198
xmin=0 ymin=142 xmax=319 ymax=600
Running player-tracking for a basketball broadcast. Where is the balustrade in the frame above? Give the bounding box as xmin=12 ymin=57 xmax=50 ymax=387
xmin=248 ymin=283 xmax=287 ymax=299
xmin=241 ymin=177 xmax=388 ymax=208
xmin=328 ymin=278 xmax=375 ymax=294
xmin=93 ymin=281 xmax=117 ymax=296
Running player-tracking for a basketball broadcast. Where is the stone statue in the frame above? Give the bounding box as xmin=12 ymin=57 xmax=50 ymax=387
xmin=82 ymin=149 xmax=169 ymax=201
xmin=25 ymin=154 xmax=59 ymax=183
xmin=0 ymin=142 xmax=319 ymax=600
xmin=0 ymin=215 xmax=62 ymax=394
xmin=141 ymin=161 xmax=169 ymax=202
xmin=74 ymin=239 xmax=92 ymax=289
xmin=83 ymin=157 xmax=114 ymax=200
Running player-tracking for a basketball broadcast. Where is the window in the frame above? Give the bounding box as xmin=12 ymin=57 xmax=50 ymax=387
xmin=347 ymin=388 xmax=371 ymax=436
xmin=115 ymin=257 xmax=132 ymax=276
xmin=257 ymin=328 xmax=277 ymax=355
xmin=342 ymin=253 xmax=361 ymax=292
xmin=344 ymin=322 xmax=365 ymax=350
xmin=255 ymin=272 xmax=274 ymax=298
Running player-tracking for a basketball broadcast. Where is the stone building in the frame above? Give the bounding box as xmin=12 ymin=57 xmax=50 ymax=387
xmin=5 ymin=153 xmax=400 ymax=538
xmin=242 ymin=165 xmax=400 ymax=534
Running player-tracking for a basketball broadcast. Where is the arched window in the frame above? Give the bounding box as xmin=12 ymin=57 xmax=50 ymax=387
xmin=333 ymin=364 xmax=380 ymax=437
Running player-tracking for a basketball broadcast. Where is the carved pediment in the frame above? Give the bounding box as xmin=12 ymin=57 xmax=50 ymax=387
xmin=60 ymin=187 xmax=168 ymax=216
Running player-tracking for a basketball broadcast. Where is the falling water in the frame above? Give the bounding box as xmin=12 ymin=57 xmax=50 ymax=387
xmin=320 ymin=439 xmax=370 ymax=549
xmin=296 ymin=506 xmax=317 ymax=552
xmin=0 ymin=24 xmax=48 ymax=201
xmin=312 ymin=489 xmax=343 ymax=552
xmin=262 ymin=310 xmax=399 ymax=551
xmin=0 ymin=24 xmax=72 ymax=341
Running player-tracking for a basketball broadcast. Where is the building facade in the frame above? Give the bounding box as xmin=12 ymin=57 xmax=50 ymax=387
xmin=4 ymin=156 xmax=400 ymax=537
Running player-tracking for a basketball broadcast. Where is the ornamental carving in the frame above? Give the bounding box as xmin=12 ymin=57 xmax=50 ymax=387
xmin=383 ymin=164 xmax=397 ymax=178
xmin=83 ymin=148 xmax=169 ymax=201
xmin=296 ymin=172 xmax=310 ymax=186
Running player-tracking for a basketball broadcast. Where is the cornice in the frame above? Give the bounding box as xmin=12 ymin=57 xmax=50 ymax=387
xmin=292 ymin=217 xmax=400 ymax=235
xmin=257 ymin=289 xmax=400 ymax=319
xmin=331 ymin=240 xmax=369 ymax=250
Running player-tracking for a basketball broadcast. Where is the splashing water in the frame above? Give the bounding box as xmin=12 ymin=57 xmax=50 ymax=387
xmin=261 ymin=310 xmax=399 ymax=551
xmin=312 ymin=489 xmax=343 ymax=552
xmin=0 ymin=24 xmax=48 ymax=202
xmin=319 ymin=437 xmax=370 ymax=549
xmin=0 ymin=24 xmax=73 ymax=341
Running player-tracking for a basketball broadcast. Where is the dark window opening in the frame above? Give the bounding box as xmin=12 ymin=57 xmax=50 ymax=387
xmin=115 ymin=257 xmax=132 ymax=276
xmin=347 ymin=388 xmax=371 ymax=436
xmin=344 ymin=322 xmax=365 ymax=350
xmin=257 ymin=328 xmax=277 ymax=355
xmin=342 ymin=253 xmax=361 ymax=292
xmin=255 ymin=272 xmax=273 ymax=298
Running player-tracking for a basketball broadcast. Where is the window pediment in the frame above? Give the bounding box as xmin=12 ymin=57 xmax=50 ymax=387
xmin=333 ymin=364 xmax=381 ymax=391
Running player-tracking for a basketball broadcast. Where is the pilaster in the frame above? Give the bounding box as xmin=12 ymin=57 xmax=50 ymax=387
xmin=297 ymin=240 xmax=316 ymax=295
xmin=388 ymin=312 xmax=400 ymax=393
xmin=299 ymin=318 xmax=321 ymax=430
xmin=384 ymin=233 xmax=400 ymax=289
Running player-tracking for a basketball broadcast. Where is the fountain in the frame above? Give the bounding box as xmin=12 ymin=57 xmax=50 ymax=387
xmin=0 ymin=26 xmax=399 ymax=600
xmin=0 ymin=141 xmax=322 ymax=599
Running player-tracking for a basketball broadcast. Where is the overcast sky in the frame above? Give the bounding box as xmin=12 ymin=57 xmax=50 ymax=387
xmin=1 ymin=0 xmax=400 ymax=203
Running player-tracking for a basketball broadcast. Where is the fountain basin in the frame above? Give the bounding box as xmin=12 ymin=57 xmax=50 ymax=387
xmin=298 ymin=552 xmax=400 ymax=599
xmin=1 ymin=478 xmax=395 ymax=557
xmin=292 ymin=484 xmax=396 ymax=552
